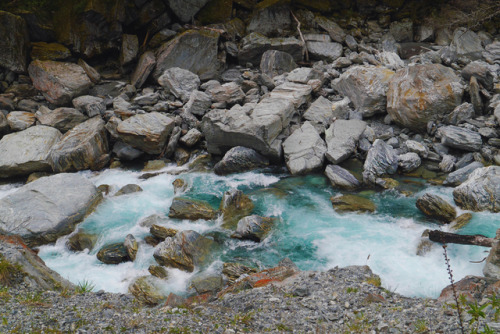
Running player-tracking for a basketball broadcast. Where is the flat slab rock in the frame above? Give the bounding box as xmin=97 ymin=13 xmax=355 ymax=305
xmin=0 ymin=173 xmax=102 ymax=246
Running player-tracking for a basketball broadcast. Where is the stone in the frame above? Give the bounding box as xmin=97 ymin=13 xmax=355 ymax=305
xmin=150 ymin=224 xmax=177 ymax=240
xmin=149 ymin=265 xmax=169 ymax=279
xmin=334 ymin=65 xmax=394 ymax=117
xmin=269 ymin=82 xmax=312 ymax=108
xmin=247 ymin=3 xmax=291 ymax=36
xmin=214 ymin=146 xmax=269 ymax=175
xmin=222 ymin=262 xmax=257 ymax=285
xmin=205 ymin=82 xmax=245 ymax=106
xmin=260 ymin=50 xmax=297 ymax=78
xmin=438 ymin=126 xmax=482 ymax=152
xmin=363 ymin=139 xmax=398 ymax=183
xmin=232 ymin=215 xmax=275 ymax=242
xmin=324 ymin=165 xmax=360 ymax=190
xmin=6 ymin=111 xmax=35 ymax=131
xmin=49 ymin=117 xmax=109 ymax=172
xmin=153 ymin=230 xmax=216 ymax=272
xmin=117 ymin=112 xmax=175 ymax=154
xmin=451 ymin=28 xmax=484 ymax=56
xmin=444 ymin=161 xmax=484 ymax=187
xmin=158 ymin=67 xmax=200 ymax=102
xmin=405 ymin=140 xmax=428 ymax=158
xmin=0 ymin=173 xmax=102 ymax=246
xmin=387 ymin=64 xmax=464 ymax=131
xmin=154 ymin=30 xmax=220 ymax=81
xmin=166 ymin=0 xmax=209 ymax=23
xmin=163 ymin=126 xmax=181 ymax=159
xmin=443 ymin=103 xmax=475 ymax=126
xmin=78 ymin=59 xmax=101 ymax=84
xmin=190 ymin=275 xmax=223 ymax=295
xmin=72 ymin=96 xmax=106 ymax=118
xmin=377 ymin=51 xmax=404 ymax=71
xmin=389 ymin=19 xmax=413 ymax=42
xmin=439 ymin=155 xmax=456 ymax=173
xmin=416 ymin=193 xmax=457 ymax=223
xmin=286 ymin=67 xmax=323 ymax=84
xmin=282 ymin=121 xmax=326 ymax=175
xmin=184 ymin=91 xmax=212 ymax=116
xmin=36 ymin=107 xmax=87 ymax=133
xmin=121 ymin=34 xmax=139 ymax=66
xmin=325 ymin=119 xmax=366 ymax=164
xmin=314 ymin=16 xmax=345 ymax=43
xmin=0 ymin=125 xmax=61 ymax=178
xmin=28 ymin=60 xmax=93 ymax=106
xmin=115 ymin=184 xmax=143 ymax=196
xmin=112 ymin=141 xmax=143 ymax=161
xmin=129 ymin=275 xmax=166 ymax=305
xmin=66 ymin=230 xmax=97 ymax=252
xmin=303 ymin=96 xmax=334 ymax=126
xmin=124 ymin=234 xmax=138 ymax=261
xmin=453 ymin=166 xmax=500 ymax=212
xmin=450 ymin=213 xmax=473 ymax=231
xmin=461 ymin=61 xmax=494 ymax=91
xmin=398 ymin=152 xmax=421 ymax=173
xmin=131 ymin=51 xmax=156 ymax=88
xmin=173 ymin=179 xmax=187 ymax=194
xmin=484 ymin=230 xmax=500 ymax=279
xmin=168 ymin=197 xmax=216 ymax=220
xmin=238 ymin=33 xmax=304 ymax=66
xmin=306 ymin=42 xmax=343 ymax=61
xmin=179 ymin=128 xmax=202 ymax=147
xmin=97 ymin=243 xmax=129 ymax=264
xmin=0 ymin=11 xmax=29 ymax=73
xmin=174 ymin=148 xmax=190 ymax=166
xmin=220 ymin=189 xmax=254 ymax=229
xmin=330 ymin=194 xmax=376 ymax=213
xmin=415 ymin=25 xmax=434 ymax=43
xmin=31 ymin=42 xmax=71 ymax=61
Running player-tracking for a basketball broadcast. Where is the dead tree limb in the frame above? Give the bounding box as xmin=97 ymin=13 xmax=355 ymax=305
xmin=290 ymin=10 xmax=309 ymax=63
xmin=429 ymin=230 xmax=494 ymax=247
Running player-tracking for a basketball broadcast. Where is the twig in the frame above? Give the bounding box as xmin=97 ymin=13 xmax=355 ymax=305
xmin=290 ymin=10 xmax=309 ymax=63
xmin=443 ymin=245 xmax=465 ymax=334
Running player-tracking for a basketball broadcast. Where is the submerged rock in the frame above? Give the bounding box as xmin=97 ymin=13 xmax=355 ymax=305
xmin=214 ymin=146 xmax=269 ymax=175
xmin=232 ymin=215 xmax=275 ymax=242
xmin=168 ymin=197 xmax=217 ymax=220
xmin=66 ymin=230 xmax=97 ymax=252
xmin=124 ymin=234 xmax=138 ymax=262
xmin=115 ymin=184 xmax=143 ymax=196
xmin=97 ymin=243 xmax=130 ymax=264
xmin=453 ymin=166 xmax=500 ymax=212
xmin=330 ymin=194 xmax=376 ymax=213
xmin=324 ymin=164 xmax=360 ymax=190
xmin=283 ymin=122 xmax=326 ymax=175
xmin=416 ymin=193 xmax=457 ymax=223
xmin=220 ymin=189 xmax=254 ymax=229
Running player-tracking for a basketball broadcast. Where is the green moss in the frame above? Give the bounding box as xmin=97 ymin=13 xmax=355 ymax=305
xmin=0 ymin=254 xmax=23 ymax=286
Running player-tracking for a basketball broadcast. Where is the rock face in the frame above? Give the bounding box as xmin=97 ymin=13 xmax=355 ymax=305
xmin=331 ymin=195 xmax=376 ymax=213
xmin=153 ymin=230 xmax=216 ymax=272
xmin=416 ymin=193 xmax=457 ymax=223
xmin=453 ymin=166 xmax=500 ymax=212
xmin=0 ymin=125 xmax=61 ymax=178
xmin=214 ymin=146 xmax=269 ymax=175
xmin=387 ymin=64 xmax=464 ymax=131
xmin=282 ymin=122 xmax=326 ymax=175
xmin=334 ymin=65 xmax=394 ymax=117
xmin=438 ymin=126 xmax=482 ymax=152
xmin=28 ymin=60 xmax=93 ymax=106
xmin=325 ymin=119 xmax=366 ymax=164
xmin=363 ymin=139 xmax=398 ymax=183
xmin=231 ymin=215 xmax=275 ymax=242
xmin=0 ymin=11 xmax=29 ymax=73
xmin=168 ymin=197 xmax=216 ymax=220
xmin=97 ymin=243 xmax=129 ymax=264
xmin=49 ymin=117 xmax=109 ymax=172
xmin=0 ymin=173 xmax=102 ymax=246
xmin=154 ymin=30 xmax=220 ymax=81
xmin=116 ymin=112 xmax=174 ymax=154
xmin=158 ymin=67 xmax=200 ymax=102
xmin=325 ymin=165 xmax=360 ymax=190
xmin=36 ymin=107 xmax=88 ymax=133
xmin=220 ymin=189 xmax=254 ymax=229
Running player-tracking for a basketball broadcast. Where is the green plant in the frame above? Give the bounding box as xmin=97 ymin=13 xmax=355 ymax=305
xmin=276 ymin=323 xmax=291 ymax=332
xmin=414 ymin=319 xmax=428 ymax=333
xmin=20 ymin=291 xmax=49 ymax=307
xmin=76 ymin=279 xmax=95 ymax=293
xmin=0 ymin=255 xmax=22 ymax=286
xmin=365 ymin=276 xmax=382 ymax=287
xmin=346 ymin=287 xmax=359 ymax=293
xmin=487 ymin=293 xmax=500 ymax=322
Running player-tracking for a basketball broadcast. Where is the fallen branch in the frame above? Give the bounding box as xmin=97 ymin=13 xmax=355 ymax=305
xmin=429 ymin=230 xmax=494 ymax=247
xmin=290 ymin=10 xmax=309 ymax=63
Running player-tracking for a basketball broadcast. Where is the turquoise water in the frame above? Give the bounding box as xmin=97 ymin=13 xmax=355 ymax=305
xmin=27 ymin=163 xmax=500 ymax=298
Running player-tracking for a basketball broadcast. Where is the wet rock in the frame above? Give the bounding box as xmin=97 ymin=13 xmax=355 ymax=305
xmin=214 ymin=146 xmax=269 ymax=175
xmin=0 ymin=11 xmax=29 ymax=73
xmin=131 ymin=51 xmax=156 ymax=88
xmin=387 ymin=64 xmax=464 ymax=131
xmin=220 ymin=189 xmax=254 ymax=229
xmin=190 ymin=275 xmax=223 ymax=295
xmin=179 ymin=128 xmax=202 ymax=147
xmin=168 ymin=197 xmax=216 ymax=220
xmin=173 ymin=178 xmax=187 ymax=194
xmin=231 ymin=215 xmax=275 ymax=242
xmin=260 ymin=50 xmax=297 ymax=78
xmin=398 ymin=152 xmax=421 ymax=173
xmin=238 ymin=33 xmax=303 ymax=66
xmin=223 ymin=262 xmax=258 ymax=285
xmin=324 ymin=165 xmax=360 ymax=190
xmin=115 ymin=184 xmax=143 ymax=196
xmin=453 ymin=166 xmax=500 ymax=212
xmin=72 ymin=96 xmax=106 ymax=118
xmin=443 ymin=161 xmax=484 ymax=187
xmin=148 ymin=265 xmax=169 ymax=279
xmin=438 ymin=126 xmax=482 ymax=152
xmin=416 ymin=193 xmax=457 ymax=223
xmin=49 ymin=117 xmax=109 ymax=172
xmin=363 ymin=139 xmax=398 ymax=183
xmin=184 ymin=90 xmax=212 ymax=116
xmin=450 ymin=213 xmax=473 ymax=231
xmin=124 ymin=234 xmax=138 ymax=261
xmin=0 ymin=125 xmax=61 ymax=178
xmin=36 ymin=107 xmax=88 ymax=133
xmin=97 ymin=243 xmax=129 ymax=264
xmin=330 ymin=194 xmax=376 ymax=213
xmin=150 ymin=224 xmax=177 ymax=240
xmin=28 ymin=60 xmax=93 ymax=106
xmin=443 ymin=103 xmax=475 ymax=126
xmin=283 ymin=122 xmax=326 ymax=175
xmin=158 ymin=67 xmax=200 ymax=102
xmin=66 ymin=230 xmax=97 ymax=252
xmin=112 ymin=141 xmax=143 ymax=161
xmin=6 ymin=111 xmax=35 ymax=131
xmin=117 ymin=112 xmax=174 ymax=154
xmin=334 ymin=65 xmax=394 ymax=117
xmin=129 ymin=275 xmax=166 ymax=305
xmin=325 ymin=119 xmax=366 ymax=164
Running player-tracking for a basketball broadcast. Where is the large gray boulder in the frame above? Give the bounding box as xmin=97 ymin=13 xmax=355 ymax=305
xmin=36 ymin=107 xmax=88 ymax=133
xmin=116 ymin=112 xmax=175 ymax=154
xmin=443 ymin=161 xmax=484 ymax=187
xmin=202 ymin=98 xmax=295 ymax=161
xmin=49 ymin=117 xmax=109 ymax=172
xmin=166 ymin=0 xmax=209 ymax=23
xmin=325 ymin=165 xmax=360 ymax=190
xmin=363 ymin=139 xmax=398 ymax=183
xmin=325 ymin=119 xmax=366 ymax=164
xmin=154 ymin=30 xmax=220 ymax=81
xmin=238 ymin=33 xmax=304 ymax=66
xmin=158 ymin=67 xmax=200 ymax=102
xmin=282 ymin=122 xmax=326 ymax=175
xmin=269 ymin=82 xmax=312 ymax=108
xmin=214 ymin=146 xmax=269 ymax=175
xmin=333 ymin=65 xmax=395 ymax=117
xmin=247 ymin=4 xmax=291 ymax=36
xmin=0 ymin=173 xmax=102 ymax=246
xmin=438 ymin=126 xmax=482 ymax=152
xmin=416 ymin=193 xmax=457 ymax=223
xmin=0 ymin=125 xmax=61 ymax=178
xmin=387 ymin=64 xmax=464 ymax=131
xmin=28 ymin=60 xmax=93 ymax=106
xmin=0 ymin=11 xmax=29 ymax=73
xmin=451 ymin=28 xmax=484 ymax=56
xmin=231 ymin=215 xmax=275 ymax=242
xmin=303 ymin=96 xmax=334 ymax=126
xmin=453 ymin=166 xmax=500 ymax=212
xmin=260 ymin=50 xmax=297 ymax=78
xmin=306 ymin=41 xmax=343 ymax=61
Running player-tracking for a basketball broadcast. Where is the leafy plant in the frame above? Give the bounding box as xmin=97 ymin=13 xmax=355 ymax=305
xmin=346 ymin=287 xmax=359 ymax=293
xmin=414 ymin=319 xmax=428 ymax=333
xmin=75 ymin=279 xmax=95 ymax=293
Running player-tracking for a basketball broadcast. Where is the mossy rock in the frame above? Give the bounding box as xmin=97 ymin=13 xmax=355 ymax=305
xmin=168 ymin=197 xmax=217 ymax=220
xmin=31 ymin=42 xmax=71 ymax=61
xmin=330 ymin=194 xmax=376 ymax=213
xmin=220 ymin=189 xmax=255 ymax=229
xmin=450 ymin=213 xmax=473 ymax=231
xmin=196 ymin=0 xmax=233 ymax=25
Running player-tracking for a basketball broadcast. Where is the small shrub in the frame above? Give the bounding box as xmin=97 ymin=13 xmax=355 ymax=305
xmin=75 ymin=279 xmax=95 ymax=294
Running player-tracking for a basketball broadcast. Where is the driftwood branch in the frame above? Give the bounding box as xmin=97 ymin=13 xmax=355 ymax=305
xmin=429 ymin=230 xmax=494 ymax=247
xmin=290 ymin=10 xmax=309 ymax=63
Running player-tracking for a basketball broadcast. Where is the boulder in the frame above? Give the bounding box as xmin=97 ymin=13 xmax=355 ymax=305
xmin=72 ymin=96 xmax=106 ymax=118
xmin=97 ymin=243 xmax=129 ymax=264
xmin=416 ymin=193 xmax=457 ymax=223
xmin=282 ymin=121 xmax=326 ymax=175
xmin=269 ymin=82 xmax=312 ymax=108
xmin=6 ymin=111 xmax=35 ymax=131
xmin=238 ymin=33 xmax=304 ymax=66
xmin=112 ymin=141 xmax=143 ymax=161
xmin=49 ymin=117 xmax=109 ymax=172
xmin=78 ymin=59 xmax=101 ymax=84
xmin=444 ymin=161 xmax=484 ymax=187
xmin=36 ymin=107 xmax=88 ymax=133
xmin=205 ymin=82 xmax=245 ymax=106
xmin=334 ymin=65 xmax=394 ymax=117
xmin=451 ymin=28 xmax=484 ymax=56
xmin=129 ymin=275 xmax=167 ymax=305
xmin=150 ymin=224 xmax=177 ymax=240
xmin=166 ymin=0 xmax=209 ymax=22
xmin=173 ymin=179 xmax=187 ymax=194
xmin=168 ymin=197 xmax=216 ymax=220
xmin=179 ymin=128 xmax=202 ymax=147
xmin=154 ymin=30 xmax=220 ymax=81
xmin=158 ymin=67 xmax=200 ymax=102
xmin=331 ymin=194 xmax=376 ymax=213
xmin=461 ymin=61 xmax=494 ymax=91
xmin=453 ymin=166 xmax=500 ymax=212
xmin=0 ymin=11 xmax=29 ymax=73
xmin=387 ymin=64 xmax=464 ymax=131
xmin=363 ymin=139 xmax=398 ymax=183
xmin=115 ymin=184 xmax=143 ymax=196
xmin=306 ymin=41 xmax=343 ymax=61
xmin=153 ymin=230 xmax=216 ymax=272
xmin=325 ymin=119 xmax=366 ymax=164
xmin=231 ymin=215 xmax=275 ymax=242
xmin=398 ymin=152 xmax=421 ymax=173
xmin=0 ymin=125 xmax=61 ymax=178
xmin=214 ymin=146 xmax=269 ymax=175
xmin=149 ymin=265 xmax=169 ymax=279
xmin=260 ymin=50 xmax=297 ymax=78
xmin=303 ymin=96 xmax=334 ymax=126
xmin=131 ymin=51 xmax=156 ymax=88
xmin=190 ymin=275 xmax=223 ymax=295
xmin=324 ymin=165 xmax=360 ymax=190
xmin=247 ymin=3 xmax=291 ymax=36
xmin=438 ymin=126 xmax=482 ymax=152
xmin=443 ymin=103 xmax=475 ymax=126
xmin=0 ymin=173 xmax=102 ymax=246
xmin=286 ymin=67 xmax=324 ymax=84
xmin=314 ymin=16 xmax=345 ymax=43
xmin=66 ymin=230 xmax=97 ymax=252
xmin=124 ymin=234 xmax=138 ymax=261
xmin=184 ymin=90 xmax=212 ymax=116
xmin=28 ymin=60 xmax=93 ymax=106
xmin=220 ymin=189 xmax=254 ymax=229
xmin=116 ymin=112 xmax=175 ymax=154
